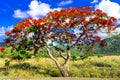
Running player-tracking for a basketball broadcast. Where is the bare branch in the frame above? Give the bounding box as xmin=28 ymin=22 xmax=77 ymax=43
xmin=59 ymin=52 xmax=66 ymax=60
xmin=63 ymin=49 xmax=71 ymax=66
xmin=71 ymin=27 xmax=86 ymax=48
xmin=44 ymin=46 xmax=61 ymax=67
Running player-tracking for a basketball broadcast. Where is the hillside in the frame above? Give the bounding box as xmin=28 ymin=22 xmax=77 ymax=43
xmin=92 ymin=34 xmax=120 ymax=55
xmin=0 ymin=42 xmax=5 ymax=46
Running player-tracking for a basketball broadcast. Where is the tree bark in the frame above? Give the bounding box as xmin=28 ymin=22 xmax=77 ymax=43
xmin=58 ymin=64 xmax=69 ymax=77
xmin=45 ymin=46 xmax=71 ymax=77
xmin=56 ymin=49 xmax=71 ymax=77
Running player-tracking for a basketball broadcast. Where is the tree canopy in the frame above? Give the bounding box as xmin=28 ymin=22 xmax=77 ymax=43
xmin=5 ymin=6 xmax=117 ymax=52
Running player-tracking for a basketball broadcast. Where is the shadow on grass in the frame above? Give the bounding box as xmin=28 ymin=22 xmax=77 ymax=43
xmin=93 ymin=63 xmax=112 ymax=67
xmin=0 ymin=62 xmax=61 ymax=77
xmin=0 ymin=67 xmax=9 ymax=75
xmin=10 ymin=62 xmax=38 ymax=70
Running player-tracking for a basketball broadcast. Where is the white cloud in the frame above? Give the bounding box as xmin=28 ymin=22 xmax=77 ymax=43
xmin=91 ymin=0 xmax=99 ymax=4
xmin=95 ymin=32 xmax=108 ymax=39
xmin=27 ymin=1 xmax=51 ymax=18
xmin=0 ymin=26 xmax=13 ymax=36
xmin=13 ymin=0 xmax=61 ymax=19
xmin=94 ymin=29 xmax=120 ymax=40
xmin=0 ymin=26 xmax=5 ymax=36
xmin=13 ymin=9 xmax=29 ymax=19
xmin=58 ymin=0 xmax=73 ymax=6
xmin=116 ymin=27 xmax=120 ymax=34
xmin=95 ymin=0 xmax=120 ymax=19
xmin=94 ymin=0 xmax=120 ymax=38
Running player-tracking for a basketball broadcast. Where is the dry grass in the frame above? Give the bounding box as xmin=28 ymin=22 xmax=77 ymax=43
xmin=0 ymin=56 xmax=120 ymax=78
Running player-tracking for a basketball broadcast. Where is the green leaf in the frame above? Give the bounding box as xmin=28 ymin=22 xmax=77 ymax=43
xmin=14 ymin=25 xmax=18 ymax=29
xmin=54 ymin=46 xmax=65 ymax=52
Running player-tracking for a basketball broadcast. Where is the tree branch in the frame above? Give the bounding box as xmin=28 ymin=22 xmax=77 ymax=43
xmin=71 ymin=30 xmax=86 ymax=48
xmin=44 ymin=46 xmax=61 ymax=66
xmin=63 ymin=48 xmax=71 ymax=66
xmin=59 ymin=52 xmax=66 ymax=60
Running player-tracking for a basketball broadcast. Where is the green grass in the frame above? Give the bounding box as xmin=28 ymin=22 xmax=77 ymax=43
xmin=0 ymin=56 xmax=120 ymax=78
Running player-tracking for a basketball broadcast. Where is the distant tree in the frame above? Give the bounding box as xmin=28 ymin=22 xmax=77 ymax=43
xmin=4 ymin=6 xmax=118 ymax=77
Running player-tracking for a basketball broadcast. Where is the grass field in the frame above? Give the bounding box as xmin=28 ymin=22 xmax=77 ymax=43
xmin=0 ymin=56 xmax=120 ymax=78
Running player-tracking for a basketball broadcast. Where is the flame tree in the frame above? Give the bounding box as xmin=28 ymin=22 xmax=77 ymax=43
xmin=5 ymin=6 xmax=118 ymax=77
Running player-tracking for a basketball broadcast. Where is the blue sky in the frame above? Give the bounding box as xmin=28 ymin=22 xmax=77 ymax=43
xmin=0 ymin=0 xmax=120 ymax=42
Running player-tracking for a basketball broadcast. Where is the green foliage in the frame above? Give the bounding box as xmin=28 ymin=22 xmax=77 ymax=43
xmin=27 ymin=39 xmax=34 ymax=45
xmin=54 ymin=46 xmax=66 ymax=52
xmin=92 ymin=34 xmax=120 ymax=55
xmin=19 ymin=39 xmax=34 ymax=47
xmin=0 ymin=53 xmax=4 ymax=58
xmin=14 ymin=25 xmax=18 ymax=29
xmin=27 ymin=26 xmax=40 ymax=33
xmin=10 ymin=49 xmax=33 ymax=60
xmin=5 ymin=59 xmax=10 ymax=67
xmin=79 ymin=53 xmax=95 ymax=60
xmin=71 ymin=55 xmax=78 ymax=61
xmin=38 ymin=48 xmax=49 ymax=57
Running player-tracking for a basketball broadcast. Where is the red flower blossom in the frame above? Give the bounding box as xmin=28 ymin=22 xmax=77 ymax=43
xmin=24 ymin=18 xmax=32 ymax=27
xmin=110 ymin=17 xmax=117 ymax=22
xmin=17 ymin=21 xmax=24 ymax=30
xmin=101 ymin=40 xmax=106 ymax=46
xmin=89 ymin=35 xmax=94 ymax=38
xmin=95 ymin=36 xmax=101 ymax=41
xmin=5 ymin=32 xmax=11 ymax=36
xmin=11 ymin=28 xmax=19 ymax=33
xmin=0 ymin=46 xmax=5 ymax=53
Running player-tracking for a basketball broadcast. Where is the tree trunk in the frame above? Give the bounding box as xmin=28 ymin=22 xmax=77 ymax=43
xmin=58 ymin=64 xmax=69 ymax=77
xmin=57 ymin=49 xmax=71 ymax=77
xmin=45 ymin=46 xmax=70 ymax=77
